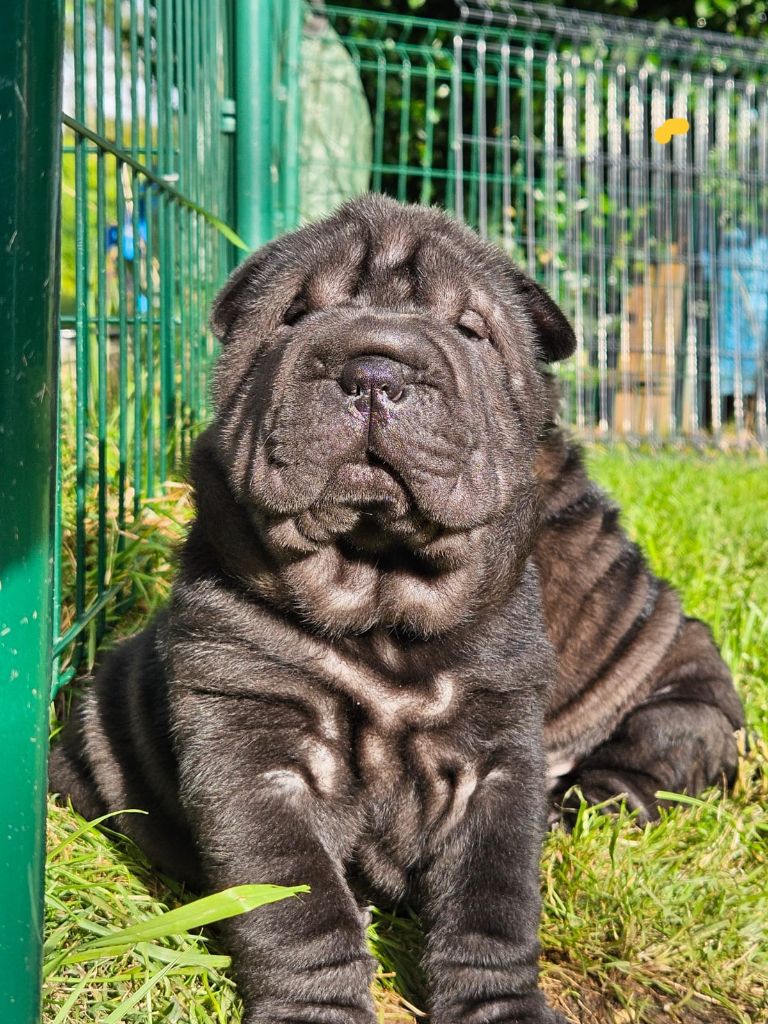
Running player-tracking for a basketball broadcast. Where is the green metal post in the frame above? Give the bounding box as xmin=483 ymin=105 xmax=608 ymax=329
xmin=0 ymin=0 xmax=63 ymax=1019
xmin=282 ymin=0 xmax=303 ymax=232
xmin=235 ymin=0 xmax=277 ymax=248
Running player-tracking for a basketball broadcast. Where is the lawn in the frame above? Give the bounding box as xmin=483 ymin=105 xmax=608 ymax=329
xmin=44 ymin=445 xmax=768 ymax=1024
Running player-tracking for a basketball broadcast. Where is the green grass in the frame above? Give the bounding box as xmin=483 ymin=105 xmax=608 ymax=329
xmin=45 ymin=446 xmax=768 ymax=1023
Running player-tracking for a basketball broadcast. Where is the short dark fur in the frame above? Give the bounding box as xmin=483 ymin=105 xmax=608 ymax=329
xmin=50 ymin=196 xmax=743 ymax=1024
xmin=533 ymin=412 xmax=743 ymax=821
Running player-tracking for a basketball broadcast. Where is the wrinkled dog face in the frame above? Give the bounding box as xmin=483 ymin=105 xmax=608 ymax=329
xmin=206 ymin=196 xmax=575 ymax=635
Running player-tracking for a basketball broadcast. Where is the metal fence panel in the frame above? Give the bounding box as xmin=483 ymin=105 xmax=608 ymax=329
xmin=297 ymin=2 xmax=768 ymax=445
xmin=55 ymin=0 xmax=237 ymax=696
xmin=0 ymin=5 xmax=63 ymax=1019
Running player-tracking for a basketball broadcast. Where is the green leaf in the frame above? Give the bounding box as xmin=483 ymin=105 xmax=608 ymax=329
xmin=84 ymin=883 xmax=310 ymax=950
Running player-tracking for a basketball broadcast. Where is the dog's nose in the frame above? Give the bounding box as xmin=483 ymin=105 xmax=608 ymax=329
xmin=339 ymin=356 xmax=405 ymax=402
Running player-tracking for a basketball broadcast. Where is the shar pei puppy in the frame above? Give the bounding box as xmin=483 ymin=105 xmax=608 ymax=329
xmin=50 ymin=195 xmax=743 ymax=1024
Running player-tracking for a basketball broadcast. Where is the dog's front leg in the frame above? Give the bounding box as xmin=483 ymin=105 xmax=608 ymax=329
xmin=173 ymin=689 xmax=375 ymax=1024
xmin=419 ymin=747 xmax=564 ymax=1024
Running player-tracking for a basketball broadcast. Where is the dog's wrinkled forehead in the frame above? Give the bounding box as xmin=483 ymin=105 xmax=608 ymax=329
xmin=277 ymin=206 xmax=485 ymax=320
xmin=210 ymin=195 xmax=577 ymax=365
xmin=357 ymin=226 xmax=483 ymax=320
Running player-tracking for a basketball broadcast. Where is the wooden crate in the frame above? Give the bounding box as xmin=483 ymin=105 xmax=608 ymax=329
xmin=614 ymin=255 xmax=686 ymax=436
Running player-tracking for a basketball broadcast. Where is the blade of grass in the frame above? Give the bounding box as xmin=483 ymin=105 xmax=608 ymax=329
xmin=50 ymin=967 xmax=98 ymax=1024
xmin=102 ymin=953 xmax=183 ymax=1023
xmin=654 ymin=791 xmax=708 ymax=806
xmin=52 ymin=942 xmax=231 ymax=971
xmin=84 ymin=883 xmax=310 ymax=950
xmin=47 ymin=809 xmax=147 ymax=859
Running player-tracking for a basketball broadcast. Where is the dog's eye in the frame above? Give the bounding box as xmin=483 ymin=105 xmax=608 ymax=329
xmin=284 ymin=300 xmax=307 ymax=326
xmin=456 ymin=312 xmax=488 ymax=342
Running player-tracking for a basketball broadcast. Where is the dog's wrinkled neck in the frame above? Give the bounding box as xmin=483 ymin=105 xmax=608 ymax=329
xmin=186 ymin=427 xmax=537 ymax=640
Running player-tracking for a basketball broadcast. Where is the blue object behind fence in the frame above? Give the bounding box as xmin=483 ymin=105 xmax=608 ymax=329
xmin=703 ymin=232 xmax=768 ymax=396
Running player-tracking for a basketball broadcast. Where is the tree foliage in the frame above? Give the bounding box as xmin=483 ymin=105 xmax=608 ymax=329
xmin=331 ymin=0 xmax=768 ymax=38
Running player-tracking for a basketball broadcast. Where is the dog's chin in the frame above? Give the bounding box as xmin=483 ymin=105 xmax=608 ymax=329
xmin=254 ymin=459 xmax=478 ymax=566
xmin=323 ymin=462 xmax=412 ymax=519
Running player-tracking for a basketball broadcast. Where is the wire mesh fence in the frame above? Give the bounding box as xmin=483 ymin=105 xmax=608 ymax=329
xmin=297 ymin=2 xmax=768 ymax=445
xmin=56 ymin=0 xmax=236 ymax=695
xmin=54 ymin=0 xmax=768 ymax=700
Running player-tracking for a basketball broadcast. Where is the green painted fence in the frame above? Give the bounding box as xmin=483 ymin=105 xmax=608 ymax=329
xmin=54 ymin=0 xmax=235 ymax=699
xmin=0 ymin=4 xmax=64 ymax=1019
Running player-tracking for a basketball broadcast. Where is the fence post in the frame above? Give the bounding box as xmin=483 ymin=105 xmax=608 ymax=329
xmin=281 ymin=0 xmax=303 ymax=232
xmin=235 ymin=0 xmax=277 ymax=249
xmin=0 ymin=0 xmax=63 ymax=1019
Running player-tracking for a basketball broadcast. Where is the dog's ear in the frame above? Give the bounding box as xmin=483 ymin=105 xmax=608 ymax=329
xmin=516 ymin=273 xmax=577 ymax=363
xmin=209 ymin=250 xmax=270 ymax=343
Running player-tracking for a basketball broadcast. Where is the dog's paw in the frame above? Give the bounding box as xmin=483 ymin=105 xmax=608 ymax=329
xmin=533 ymin=1009 xmax=568 ymax=1024
xmin=514 ymin=1003 xmax=568 ymax=1024
xmin=550 ymin=773 xmax=657 ymax=830
xmin=481 ymin=993 xmax=568 ymax=1024
xmin=518 ymin=988 xmax=568 ymax=1023
xmin=488 ymin=1009 xmax=567 ymax=1024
